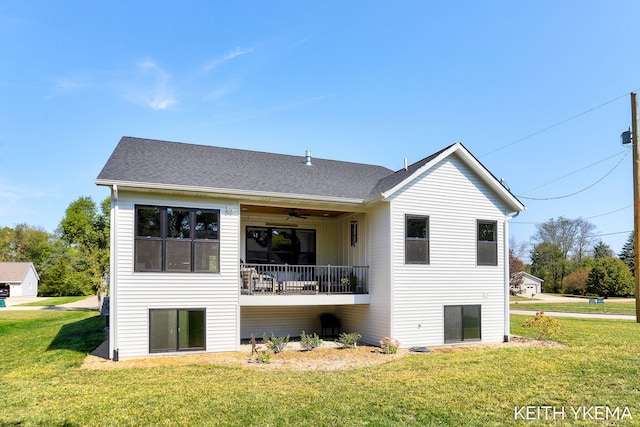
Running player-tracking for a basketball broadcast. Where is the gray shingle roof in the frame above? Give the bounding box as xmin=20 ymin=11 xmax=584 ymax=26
xmin=96 ymin=137 xmax=397 ymax=200
xmin=96 ymin=137 xmax=523 ymax=210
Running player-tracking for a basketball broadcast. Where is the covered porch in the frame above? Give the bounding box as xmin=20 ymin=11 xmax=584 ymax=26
xmin=240 ymin=263 xmax=369 ymax=295
xmin=239 ymin=203 xmax=369 ymax=302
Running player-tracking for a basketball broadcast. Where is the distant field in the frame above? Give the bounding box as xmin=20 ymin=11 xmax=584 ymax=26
xmin=17 ymin=296 xmax=90 ymax=306
xmin=511 ymin=301 xmax=636 ymax=315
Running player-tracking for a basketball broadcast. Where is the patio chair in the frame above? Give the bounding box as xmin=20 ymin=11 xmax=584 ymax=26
xmin=320 ymin=313 xmax=341 ymax=336
xmin=241 ymin=268 xmax=276 ymax=293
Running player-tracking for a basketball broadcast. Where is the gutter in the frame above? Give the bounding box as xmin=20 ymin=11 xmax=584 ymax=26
xmin=503 ymin=210 xmax=521 ymax=342
xmin=95 ymin=179 xmax=366 ymax=207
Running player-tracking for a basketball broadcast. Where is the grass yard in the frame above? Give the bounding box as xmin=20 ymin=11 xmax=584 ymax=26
xmin=509 ymin=295 xmax=539 ymax=302
xmin=511 ymin=301 xmax=636 ymax=315
xmin=16 ymin=296 xmax=92 ymax=307
xmin=1 ymin=311 xmax=640 ymax=426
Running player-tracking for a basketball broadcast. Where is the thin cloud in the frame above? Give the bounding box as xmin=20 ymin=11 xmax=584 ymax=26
xmin=212 ymin=94 xmax=335 ymax=124
xmin=202 ymin=47 xmax=254 ymax=73
xmin=0 ymin=179 xmax=50 ymax=201
xmin=203 ymin=84 xmax=235 ymax=103
xmin=47 ymin=72 xmax=91 ymax=98
xmin=125 ymin=59 xmax=176 ymax=110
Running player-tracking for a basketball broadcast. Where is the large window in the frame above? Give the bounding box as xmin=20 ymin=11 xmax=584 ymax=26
xmin=246 ymin=227 xmax=316 ymax=265
xmin=149 ymin=309 xmax=205 ymax=353
xmin=477 ymin=220 xmax=497 ymax=266
xmin=135 ymin=206 xmax=220 ymax=273
xmin=405 ymin=215 xmax=429 ymax=264
xmin=444 ymin=305 xmax=481 ymax=343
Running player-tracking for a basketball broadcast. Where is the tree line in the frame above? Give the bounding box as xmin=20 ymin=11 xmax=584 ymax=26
xmin=1 ymin=200 xmax=635 ymax=299
xmin=0 ymin=196 xmax=109 ymax=297
xmin=511 ymin=216 xmax=635 ymax=298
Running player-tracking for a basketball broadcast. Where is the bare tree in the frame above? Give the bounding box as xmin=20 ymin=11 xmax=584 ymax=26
xmin=533 ymin=216 xmax=595 ymax=262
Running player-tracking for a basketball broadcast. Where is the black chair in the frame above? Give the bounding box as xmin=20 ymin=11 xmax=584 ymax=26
xmin=320 ymin=313 xmax=341 ymax=336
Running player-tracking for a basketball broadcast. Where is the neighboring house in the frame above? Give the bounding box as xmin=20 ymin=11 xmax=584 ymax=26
xmin=96 ymin=136 xmax=525 ymax=360
xmin=0 ymin=262 xmax=40 ymax=297
xmin=517 ymin=272 xmax=543 ymax=298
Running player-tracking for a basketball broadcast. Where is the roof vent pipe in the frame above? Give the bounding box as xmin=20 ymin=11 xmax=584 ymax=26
xmin=404 ymin=158 xmax=408 ymax=171
xmin=305 ymin=150 xmax=312 ymax=166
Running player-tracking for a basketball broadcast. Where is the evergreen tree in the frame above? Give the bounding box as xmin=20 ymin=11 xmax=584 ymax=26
xmin=586 ymin=257 xmax=634 ymax=297
xmin=593 ymin=240 xmax=614 ymax=259
xmin=618 ymin=232 xmax=635 ymax=277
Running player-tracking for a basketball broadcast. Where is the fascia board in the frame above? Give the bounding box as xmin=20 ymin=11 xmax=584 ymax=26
xmin=378 ymin=143 xmax=460 ymax=199
xmin=377 ymin=143 xmax=525 ymax=212
xmin=95 ymin=179 xmax=365 ymax=207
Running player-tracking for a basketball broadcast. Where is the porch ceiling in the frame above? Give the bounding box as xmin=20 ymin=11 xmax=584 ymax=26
xmin=240 ymin=204 xmax=345 ymax=218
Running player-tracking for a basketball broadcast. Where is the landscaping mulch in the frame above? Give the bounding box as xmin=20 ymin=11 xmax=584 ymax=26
xmin=80 ymin=335 xmax=564 ymax=372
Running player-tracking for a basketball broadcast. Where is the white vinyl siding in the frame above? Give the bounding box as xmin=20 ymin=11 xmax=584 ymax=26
xmin=387 ymin=154 xmax=509 ymax=348
xmin=110 ymin=192 xmax=240 ymax=358
xmin=241 ymin=306 xmax=333 ymax=339
xmin=357 ymin=202 xmax=392 ymax=345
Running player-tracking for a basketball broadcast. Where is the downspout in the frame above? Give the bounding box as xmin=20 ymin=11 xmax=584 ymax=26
xmin=110 ymin=185 xmax=118 ymax=360
xmin=503 ymin=210 xmax=520 ymax=342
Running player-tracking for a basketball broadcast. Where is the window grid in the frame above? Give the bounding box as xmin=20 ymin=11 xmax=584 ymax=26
xmin=477 ymin=220 xmax=497 ymax=266
xmin=405 ymin=215 xmax=430 ymax=264
xmin=135 ymin=206 xmax=220 ymax=273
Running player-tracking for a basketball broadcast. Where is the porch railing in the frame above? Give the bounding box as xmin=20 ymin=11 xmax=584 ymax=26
xmin=240 ymin=264 xmax=369 ymax=295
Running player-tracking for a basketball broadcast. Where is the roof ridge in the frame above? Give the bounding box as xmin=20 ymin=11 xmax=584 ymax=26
xmin=120 ymin=136 xmax=392 ymax=170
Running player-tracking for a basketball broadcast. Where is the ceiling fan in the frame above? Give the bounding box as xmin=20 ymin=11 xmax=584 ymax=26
xmin=287 ymin=209 xmax=309 ymax=220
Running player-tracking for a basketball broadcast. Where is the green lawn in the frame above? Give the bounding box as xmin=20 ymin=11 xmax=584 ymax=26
xmin=511 ymin=301 xmax=636 ymax=315
xmin=1 ymin=311 xmax=639 ymax=426
xmin=17 ymin=296 xmax=92 ymax=306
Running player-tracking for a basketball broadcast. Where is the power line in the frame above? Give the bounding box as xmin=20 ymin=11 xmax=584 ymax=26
xmin=592 ymin=230 xmax=632 ymax=237
xmin=511 ymin=204 xmax=632 ymax=225
xmin=584 ymin=205 xmax=632 ymax=220
xmin=516 ymin=150 xmax=629 ymax=200
xmin=480 ymin=90 xmax=637 ymax=158
xmin=519 ymin=149 xmax=628 ymax=195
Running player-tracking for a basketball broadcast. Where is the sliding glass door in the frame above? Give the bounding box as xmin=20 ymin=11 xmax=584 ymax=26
xmin=444 ymin=305 xmax=481 ymax=343
xmin=150 ymin=309 xmax=205 ymax=353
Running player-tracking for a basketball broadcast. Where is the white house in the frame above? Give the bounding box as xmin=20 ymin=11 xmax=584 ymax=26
xmin=517 ymin=272 xmax=543 ymax=298
xmin=96 ymin=137 xmax=525 ymax=360
xmin=0 ymin=262 xmax=40 ymax=297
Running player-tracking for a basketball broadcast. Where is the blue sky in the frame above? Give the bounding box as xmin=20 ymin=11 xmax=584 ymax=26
xmin=1 ymin=1 xmax=639 ymax=256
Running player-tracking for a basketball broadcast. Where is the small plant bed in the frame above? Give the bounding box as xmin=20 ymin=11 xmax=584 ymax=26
xmin=82 ymin=336 xmax=564 ymax=371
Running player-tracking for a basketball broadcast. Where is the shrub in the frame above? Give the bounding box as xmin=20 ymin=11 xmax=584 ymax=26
xmin=521 ymin=311 xmax=563 ymax=340
xmin=338 ymin=332 xmax=361 ymax=348
xmin=379 ymin=337 xmax=400 ymax=354
xmin=262 ymin=333 xmax=290 ymax=353
xmin=586 ymin=257 xmax=634 ymax=297
xmin=300 ymin=330 xmax=323 ymax=350
xmin=562 ymin=267 xmax=591 ymax=295
xmin=256 ymin=348 xmax=272 ymax=363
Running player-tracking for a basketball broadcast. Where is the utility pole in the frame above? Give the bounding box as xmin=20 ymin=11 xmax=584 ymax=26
xmin=632 ymin=92 xmax=640 ymax=323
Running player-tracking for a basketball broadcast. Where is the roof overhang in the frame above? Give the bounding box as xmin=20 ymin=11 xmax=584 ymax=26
xmin=95 ymin=179 xmax=369 ymax=209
